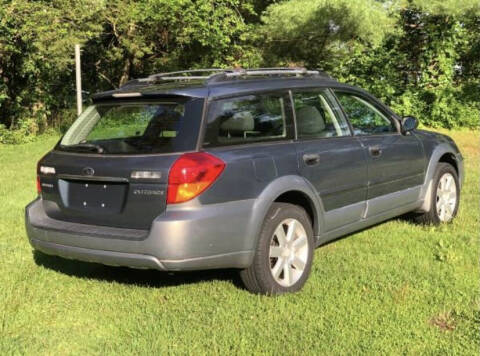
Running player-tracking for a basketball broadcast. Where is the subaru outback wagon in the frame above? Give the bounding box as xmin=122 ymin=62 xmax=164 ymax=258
xmin=26 ymin=68 xmax=463 ymax=295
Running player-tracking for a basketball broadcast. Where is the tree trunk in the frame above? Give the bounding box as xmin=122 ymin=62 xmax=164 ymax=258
xmin=118 ymin=24 xmax=135 ymax=87
xmin=119 ymin=56 xmax=131 ymax=87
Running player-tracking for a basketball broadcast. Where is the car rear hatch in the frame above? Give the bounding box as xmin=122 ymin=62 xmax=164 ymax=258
xmin=37 ymin=96 xmax=204 ymax=229
xmin=38 ymin=152 xmax=180 ymax=229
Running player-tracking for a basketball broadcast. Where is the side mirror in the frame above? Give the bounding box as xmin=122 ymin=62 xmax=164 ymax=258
xmin=401 ymin=116 xmax=418 ymax=134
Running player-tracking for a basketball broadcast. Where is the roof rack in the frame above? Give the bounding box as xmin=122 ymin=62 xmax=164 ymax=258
xmin=123 ymin=68 xmax=330 ymax=87
xmin=145 ymin=69 xmax=226 ymax=82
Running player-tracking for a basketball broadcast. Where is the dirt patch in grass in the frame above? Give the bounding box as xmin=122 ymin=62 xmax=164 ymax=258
xmin=430 ymin=311 xmax=456 ymax=332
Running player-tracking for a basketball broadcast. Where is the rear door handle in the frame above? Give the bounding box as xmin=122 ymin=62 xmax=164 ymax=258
xmin=368 ymin=145 xmax=382 ymax=157
xmin=303 ymin=153 xmax=321 ymax=166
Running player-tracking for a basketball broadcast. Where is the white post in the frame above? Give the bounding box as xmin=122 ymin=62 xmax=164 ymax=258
xmin=75 ymin=44 xmax=82 ymax=116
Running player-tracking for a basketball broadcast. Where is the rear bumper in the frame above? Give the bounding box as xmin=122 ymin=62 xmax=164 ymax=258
xmin=29 ymin=237 xmax=166 ymax=269
xmin=26 ymin=198 xmax=255 ymax=271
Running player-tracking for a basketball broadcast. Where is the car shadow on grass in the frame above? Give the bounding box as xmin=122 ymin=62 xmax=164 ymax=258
xmin=33 ymin=250 xmax=244 ymax=290
xmin=32 ymin=216 xmax=419 ymax=290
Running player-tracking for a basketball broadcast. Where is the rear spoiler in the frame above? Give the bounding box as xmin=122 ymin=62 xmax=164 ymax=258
xmin=91 ymin=92 xmax=199 ymax=103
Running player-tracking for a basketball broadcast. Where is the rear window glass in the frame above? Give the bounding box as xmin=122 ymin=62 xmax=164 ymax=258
xmin=203 ymin=93 xmax=294 ymax=147
xmin=58 ymin=98 xmax=203 ymax=154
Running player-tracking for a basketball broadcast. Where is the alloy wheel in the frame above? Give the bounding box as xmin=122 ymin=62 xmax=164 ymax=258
xmin=269 ymin=218 xmax=309 ymax=287
xmin=436 ymin=172 xmax=457 ymax=222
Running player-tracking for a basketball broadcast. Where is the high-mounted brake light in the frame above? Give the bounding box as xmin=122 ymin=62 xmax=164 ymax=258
xmin=112 ymin=92 xmax=142 ymax=98
xmin=167 ymin=152 xmax=225 ymax=204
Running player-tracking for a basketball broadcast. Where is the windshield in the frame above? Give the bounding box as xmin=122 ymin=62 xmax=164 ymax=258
xmin=58 ymin=98 xmax=203 ymax=154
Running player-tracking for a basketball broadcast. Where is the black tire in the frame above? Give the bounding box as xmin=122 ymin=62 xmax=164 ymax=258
xmin=240 ymin=203 xmax=314 ymax=295
xmin=413 ymin=162 xmax=460 ymax=225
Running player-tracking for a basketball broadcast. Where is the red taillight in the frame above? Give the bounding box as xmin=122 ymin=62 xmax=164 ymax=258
xmin=167 ymin=152 xmax=225 ymax=204
xmin=36 ymin=176 xmax=41 ymax=194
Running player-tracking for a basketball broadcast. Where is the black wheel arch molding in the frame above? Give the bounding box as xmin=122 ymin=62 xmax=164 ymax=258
xmin=417 ymin=143 xmax=464 ymax=213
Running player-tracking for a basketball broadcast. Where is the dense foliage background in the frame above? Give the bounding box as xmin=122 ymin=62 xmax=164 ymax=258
xmin=0 ymin=0 xmax=478 ymax=143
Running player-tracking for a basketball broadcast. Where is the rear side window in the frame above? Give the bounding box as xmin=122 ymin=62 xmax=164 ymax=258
xmin=203 ymin=93 xmax=294 ymax=147
xmin=293 ymin=90 xmax=350 ymax=138
xmin=58 ymin=98 xmax=203 ymax=154
xmin=334 ymin=92 xmax=396 ymax=136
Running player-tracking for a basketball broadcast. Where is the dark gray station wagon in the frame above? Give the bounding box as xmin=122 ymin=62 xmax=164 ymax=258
xmin=26 ymin=68 xmax=463 ymax=294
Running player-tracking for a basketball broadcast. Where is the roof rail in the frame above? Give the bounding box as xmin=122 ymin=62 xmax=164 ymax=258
xmin=121 ymin=69 xmax=227 ymax=87
xmin=147 ymin=69 xmax=227 ymax=81
xmin=217 ymin=68 xmax=321 ymax=80
xmin=122 ymin=67 xmax=330 ymax=87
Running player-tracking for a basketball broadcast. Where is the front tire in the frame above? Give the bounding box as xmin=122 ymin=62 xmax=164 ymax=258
xmin=414 ymin=163 xmax=460 ymax=225
xmin=240 ymin=203 xmax=314 ymax=295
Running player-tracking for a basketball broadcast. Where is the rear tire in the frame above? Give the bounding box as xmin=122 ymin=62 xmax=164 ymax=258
xmin=413 ymin=163 xmax=459 ymax=225
xmin=240 ymin=203 xmax=314 ymax=295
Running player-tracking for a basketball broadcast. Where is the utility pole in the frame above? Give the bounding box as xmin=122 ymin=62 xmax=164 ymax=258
xmin=75 ymin=44 xmax=82 ymax=116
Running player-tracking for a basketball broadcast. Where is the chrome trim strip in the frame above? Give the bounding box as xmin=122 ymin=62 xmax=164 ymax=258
xmin=57 ymin=174 xmax=129 ymax=183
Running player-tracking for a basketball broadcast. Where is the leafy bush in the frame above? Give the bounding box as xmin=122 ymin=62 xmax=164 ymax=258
xmin=390 ymin=90 xmax=479 ymax=129
xmin=0 ymin=118 xmax=38 ymax=144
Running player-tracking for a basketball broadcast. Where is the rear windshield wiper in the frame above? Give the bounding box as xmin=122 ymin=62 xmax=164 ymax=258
xmin=60 ymin=143 xmax=105 ymax=153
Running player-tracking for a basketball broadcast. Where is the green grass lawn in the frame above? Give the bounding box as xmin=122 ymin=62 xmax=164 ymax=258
xmin=0 ymin=130 xmax=478 ymax=355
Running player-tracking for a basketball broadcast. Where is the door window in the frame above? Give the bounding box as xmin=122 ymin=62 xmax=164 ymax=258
xmin=293 ymin=90 xmax=350 ymax=138
xmin=334 ymin=92 xmax=396 ymax=136
xmin=203 ymin=93 xmax=294 ymax=147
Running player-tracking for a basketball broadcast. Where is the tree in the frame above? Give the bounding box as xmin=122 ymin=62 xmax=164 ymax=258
xmin=259 ymin=0 xmax=479 ymax=128
xmin=260 ymin=0 xmax=396 ymax=70
xmin=82 ymin=0 xmax=261 ymax=90
xmin=0 ymin=0 xmax=102 ymax=132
